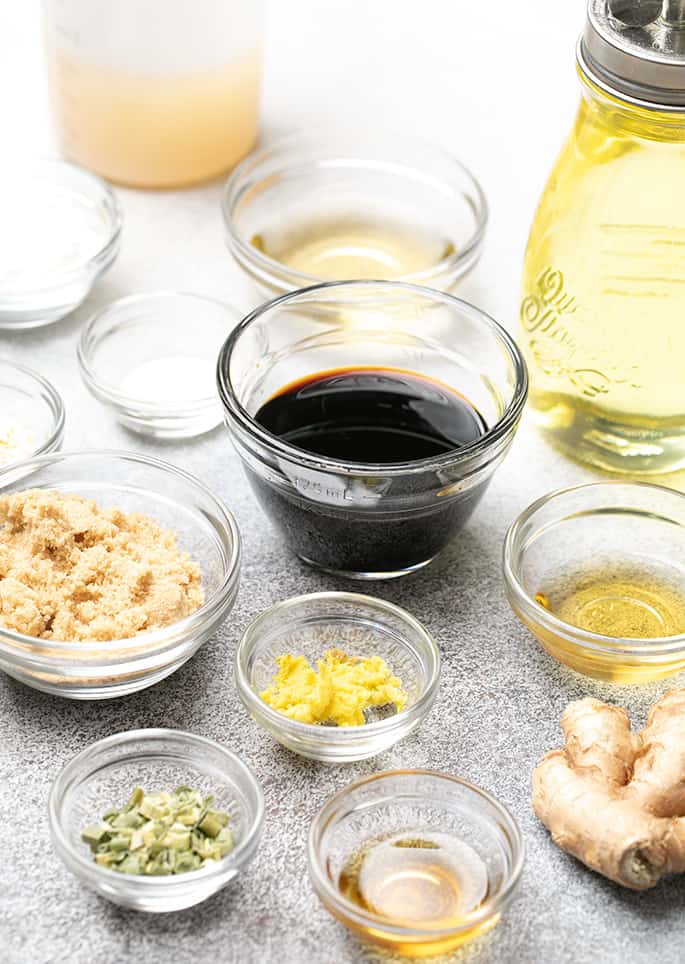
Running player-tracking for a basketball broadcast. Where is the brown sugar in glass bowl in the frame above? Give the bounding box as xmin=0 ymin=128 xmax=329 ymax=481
xmin=0 ymin=450 xmax=240 ymax=699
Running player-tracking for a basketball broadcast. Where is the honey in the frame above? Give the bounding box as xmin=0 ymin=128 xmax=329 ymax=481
xmin=251 ymin=216 xmax=456 ymax=281
xmin=336 ymin=831 xmax=494 ymax=957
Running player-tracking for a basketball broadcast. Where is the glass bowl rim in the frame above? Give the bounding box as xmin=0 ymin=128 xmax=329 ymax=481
xmin=0 ymin=448 xmax=241 ymax=654
xmin=503 ymin=479 xmax=685 ymax=655
xmin=0 ymin=155 xmax=122 ymax=295
xmin=307 ymin=768 xmax=525 ymax=939
xmin=0 ymin=358 xmax=66 ymax=457
xmin=48 ymin=727 xmax=265 ymax=891
xmin=234 ymin=590 xmax=441 ymax=740
xmin=78 ymin=290 xmax=242 ymax=411
xmin=216 ymin=279 xmax=528 ymax=476
xmin=221 ymin=127 xmax=489 ymax=288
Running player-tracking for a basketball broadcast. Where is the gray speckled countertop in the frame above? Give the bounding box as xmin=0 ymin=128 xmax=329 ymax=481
xmin=3 ymin=2 xmax=685 ymax=962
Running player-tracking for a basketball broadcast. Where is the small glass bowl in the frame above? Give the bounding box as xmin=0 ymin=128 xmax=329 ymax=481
xmin=0 ymin=360 xmax=65 ymax=467
xmin=235 ymin=592 xmax=440 ymax=762
xmin=308 ymin=770 xmax=524 ymax=957
xmin=0 ymin=450 xmax=241 ymax=698
xmin=503 ymin=481 xmax=685 ymax=682
xmin=49 ymin=729 xmax=264 ymax=912
xmin=78 ymin=292 xmax=242 ymax=440
xmin=0 ymin=158 xmax=121 ymax=329
xmin=223 ymin=130 xmax=488 ymax=297
xmin=217 ymin=280 xmax=527 ymax=579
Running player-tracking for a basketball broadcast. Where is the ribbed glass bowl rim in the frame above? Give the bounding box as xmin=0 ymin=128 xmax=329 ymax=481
xmin=48 ymin=728 xmax=265 ymax=892
xmin=0 ymin=359 xmax=65 ymax=456
xmin=234 ymin=591 xmax=441 ymax=741
xmin=217 ymin=280 xmax=528 ymax=477
xmin=307 ymin=769 xmax=525 ymax=939
xmin=0 ymin=449 xmax=241 ymax=656
xmin=78 ymin=291 xmax=241 ymax=412
xmin=0 ymin=156 xmax=122 ymax=294
xmin=503 ymin=480 xmax=685 ymax=656
xmin=221 ymin=128 xmax=489 ymax=288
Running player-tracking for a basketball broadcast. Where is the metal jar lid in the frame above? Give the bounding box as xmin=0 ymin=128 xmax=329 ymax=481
xmin=579 ymin=1 xmax=685 ymax=107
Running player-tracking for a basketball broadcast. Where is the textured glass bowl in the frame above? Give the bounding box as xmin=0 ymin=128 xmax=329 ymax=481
xmin=0 ymin=360 xmax=65 ymax=467
xmin=234 ymin=592 xmax=440 ymax=762
xmin=223 ymin=130 xmax=487 ymax=297
xmin=0 ymin=451 xmax=241 ymax=698
xmin=0 ymin=158 xmax=121 ymax=329
xmin=217 ymin=280 xmax=527 ymax=579
xmin=503 ymin=481 xmax=685 ymax=682
xmin=49 ymin=729 xmax=264 ymax=912
xmin=308 ymin=770 xmax=524 ymax=957
xmin=78 ymin=292 xmax=241 ymax=440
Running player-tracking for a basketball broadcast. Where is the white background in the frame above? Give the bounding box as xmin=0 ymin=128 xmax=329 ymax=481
xmin=0 ymin=0 xmax=588 ymax=327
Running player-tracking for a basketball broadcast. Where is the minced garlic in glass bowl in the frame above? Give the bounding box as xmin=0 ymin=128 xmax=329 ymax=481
xmin=0 ymin=360 xmax=65 ymax=470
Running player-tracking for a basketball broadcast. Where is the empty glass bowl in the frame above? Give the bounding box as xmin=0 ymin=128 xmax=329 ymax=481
xmin=222 ymin=130 xmax=487 ymax=296
xmin=234 ymin=592 xmax=440 ymax=762
xmin=0 ymin=158 xmax=121 ymax=329
xmin=217 ymin=280 xmax=527 ymax=579
xmin=78 ymin=292 xmax=242 ymax=439
xmin=49 ymin=729 xmax=264 ymax=912
xmin=504 ymin=481 xmax=685 ymax=682
xmin=0 ymin=360 xmax=65 ymax=468
xmin=0 ymin=450 xmax=241 ymax=698
xmin=308 ymin=770 xmax=524 ymax=957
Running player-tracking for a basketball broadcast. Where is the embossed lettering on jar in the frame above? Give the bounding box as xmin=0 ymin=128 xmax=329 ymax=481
xmin=520 ymin=0 xmax=685 ymax=473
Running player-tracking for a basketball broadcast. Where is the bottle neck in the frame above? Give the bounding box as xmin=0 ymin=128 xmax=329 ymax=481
xmin=578 ymin=68 xmax=685 ymax=142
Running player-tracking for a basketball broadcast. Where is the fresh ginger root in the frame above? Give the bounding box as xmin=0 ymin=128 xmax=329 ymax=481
xmin=532 ymin=689 xmax=685 ymax=890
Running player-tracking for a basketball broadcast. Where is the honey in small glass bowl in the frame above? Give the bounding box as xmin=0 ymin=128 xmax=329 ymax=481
xmin=308 ymin=770 xmax=524 ymax=958
xmin=503 ymin=481 xmax=685 ymax=683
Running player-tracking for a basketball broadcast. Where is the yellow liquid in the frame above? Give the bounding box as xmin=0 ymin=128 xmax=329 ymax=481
xmin=336 ymin=832 xmax=494 ymax=957
xmin=529 ymin=562 xmax=685 ymax=682
xmin=520 ymin=78 xmax=685 ymax=473
xmin=537 ymin=565 xmax=685 ymax=639
xmin=251 ymin=216 xmax=455 ymax=281
xmin=48 ymin=50 xmax=261 ymax=188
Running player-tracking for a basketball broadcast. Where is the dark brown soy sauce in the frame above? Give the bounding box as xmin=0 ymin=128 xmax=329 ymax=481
xmin=251 ymin=368 xmax=488 ymax=574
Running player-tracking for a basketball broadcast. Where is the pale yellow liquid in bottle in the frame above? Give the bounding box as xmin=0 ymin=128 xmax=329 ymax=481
xmin=520 ymin=78 xmax=685 ymax=473
xmin=47 ymin=50 xmax=261 ymax=188
xmin=252 ymin=217 xmax=456 ymax=281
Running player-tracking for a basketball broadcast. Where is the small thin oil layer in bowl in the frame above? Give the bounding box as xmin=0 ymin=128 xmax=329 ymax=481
xmin=504 ymin=481 xmax=685 ymax=683
xmin=223 ymin=130 xmax=487 ymax=296
xmin=308 ymin=770 xmax=524 ymax=958
xmin=235 ymin=592 xmax=440 ymax=762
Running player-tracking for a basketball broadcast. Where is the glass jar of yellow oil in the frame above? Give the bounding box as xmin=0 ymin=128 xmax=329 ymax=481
xmin=521 ymin=1 xmax=685 ymax=474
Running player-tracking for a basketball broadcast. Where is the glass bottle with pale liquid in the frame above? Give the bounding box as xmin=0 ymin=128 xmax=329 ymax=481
xmin=521 ymin=1 xmax=685 ymax=474
xmin=44 ymin=0 xmax=264 ymax=188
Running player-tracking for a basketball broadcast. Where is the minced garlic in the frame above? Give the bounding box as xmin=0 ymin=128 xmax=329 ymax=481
xmin=259 ymin=648 xmax=407 ymax=727
xmin=0 ymin=419 xmax=33 ymax=467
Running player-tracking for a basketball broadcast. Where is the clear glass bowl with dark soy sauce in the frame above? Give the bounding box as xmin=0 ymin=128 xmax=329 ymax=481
xmin=217 ymin=281 xmax=527 ymax=579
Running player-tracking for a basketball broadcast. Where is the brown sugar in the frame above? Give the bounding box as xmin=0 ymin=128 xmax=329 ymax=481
xmin=0 ymin=489 xmax=204 ymax=642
